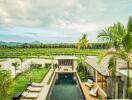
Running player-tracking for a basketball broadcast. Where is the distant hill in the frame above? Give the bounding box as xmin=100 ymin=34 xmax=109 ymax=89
xmin=31 ymin=41 xmax=41 ymax=44
xmin=0 ymin=41 xmax=22 ymax=46
xmin=0 ymin=41 xmax=41 ymax=46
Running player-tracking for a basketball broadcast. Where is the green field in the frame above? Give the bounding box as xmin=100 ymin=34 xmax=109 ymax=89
xmin=0 ymin=67 xmax=49 ymax=100
xmin=0 ymin=48 xmax=106 ymax=58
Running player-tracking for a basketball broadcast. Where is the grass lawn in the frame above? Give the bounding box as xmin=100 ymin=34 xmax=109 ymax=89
xmin=0 ymin=67 xmax=49 ymax=100
xmin=0 ymin=48 xmax=106 ymax=58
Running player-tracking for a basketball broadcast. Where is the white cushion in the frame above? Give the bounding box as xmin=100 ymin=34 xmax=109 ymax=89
xmin=27 ymin=86 xmax=42 ymax=92
xmin=32 ymin=82 xmax=44 ymax=87
xmin=89 ymin=87 xmax=98 ymax=97
xmin=87 ymin=79 xmax=93 ymax=85
xmin=22 ymin=92 xmax=28 ymax=97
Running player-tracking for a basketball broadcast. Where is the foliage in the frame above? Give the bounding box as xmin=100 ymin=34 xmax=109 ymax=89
xmin=19 ymin=56 xmax=25 ymax=71
xmin=0 ymin=43 xmax=110 ymax=49
xmin=98 ymin=16 xmax=132 ymax=98
xmin=78 ymin=71 xmax=93 ymax=82
xmin=98 ymin=22 xmax=127 ymax=49
xmin=76 ymin=34 xmax=89 ymax=49
xmin=108 ymin=56 xmax=116 ymax=78
xmin=77 ymin=55 xmax=85 ymax=71
xmin=0 ymin=48 xmax=106 ymax=58
xmin=12 ymin=61 xmax=20 ymax=76
xmin=12 ymin=61 xmax=20 ymax=70
xmin=30 ymin=64 xmax=42 ymax=69
xmin=0 ymin=70 xmax=12 ymax=100
xmin=0 ymin=67 xmax=49 ymax=100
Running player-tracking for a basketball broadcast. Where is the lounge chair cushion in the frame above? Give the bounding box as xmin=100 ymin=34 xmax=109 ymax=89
xmin=22 ymin=92 xmax=28 ymax=97
xmin=27 ymin=86 xmax=42 ymax=92
xmin=32 ymin=82 xmax=45 ymax=87
xmin=85 ymin=79 xmax=93 ymax=87
xmin=89 ymin=87 xmax=99 ymax=97
xmin=87 ymin=79 xmax=93 ymax=84
xmin=21 ymin=92 xmax=38 ymax=99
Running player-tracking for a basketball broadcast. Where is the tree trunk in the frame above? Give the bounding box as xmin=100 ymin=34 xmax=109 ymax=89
xmin=15 ymin=67 xmax=16 ymax=77
xmin=21 ymin=61 xmax=23 ymax=72
xmin=126 ymin=61 xmax=130 ymax=97
xmin=113 ymin=57 xmax=117 ymax=99
xmin=115 ymin=77 xmax=119 ymax=98
xmin=112 ymin=78 xmax=116 ymax=98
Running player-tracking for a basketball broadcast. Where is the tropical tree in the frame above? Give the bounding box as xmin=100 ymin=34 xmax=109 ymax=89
xmin=19 ymin=56 xmax=25 ymax=72
xmin=108 ymin=55 xmax=117 ymax=98
xmin=0 ymin=69 xmax=12 ymax=100
xmin=77 ymin=55 xmax=84 ymax=71
xmin=77 ymin=34 xmax=89 ymax=77
xmin=98 ymin=16 xmax=132 ymax=98
xmin=12 ymin=61 xmax=20 ymax=76
xmin=77 ymin=34 xmax=89 ymax=49
xmin=98 ymin=22 xmax=127 ymax=49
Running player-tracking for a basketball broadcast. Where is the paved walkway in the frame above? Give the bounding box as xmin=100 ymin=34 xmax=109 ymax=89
xmin=37 ymin=69 xmax=55 ymax=100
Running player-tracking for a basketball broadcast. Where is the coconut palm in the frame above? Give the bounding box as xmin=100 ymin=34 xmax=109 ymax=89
xmin=12 ymin=61 xmax=20 ymax=76
xmin=98 ymin=22 xmax=127 ymax=50
xmin=77 ymin=34 xmax=89 ymax=49
xmin=77 ymin=55 xmax=85 ymax=71
xmin=98 ymin=50 xmax=119 ymax=98
xmin=19 ymin=56 xmax=25 ymax=72
xmin=98 ymin=16 xmax=132 ymax=98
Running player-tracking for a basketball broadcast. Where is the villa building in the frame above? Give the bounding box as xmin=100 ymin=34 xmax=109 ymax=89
xmin=55 ymin=56 xmax=78 ymax=73
xmin=85 ymin=56 xmax=132 ymax=99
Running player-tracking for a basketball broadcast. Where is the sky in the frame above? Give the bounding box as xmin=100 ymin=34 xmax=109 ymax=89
xmin=0 ymin=0 xmax=132 ymax=43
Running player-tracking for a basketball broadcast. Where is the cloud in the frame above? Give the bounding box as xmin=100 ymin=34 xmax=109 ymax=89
xmin=0 ymin=0 xmax=105 ymax=28
xmin=0 ymin=0 xmax=132 ymax=43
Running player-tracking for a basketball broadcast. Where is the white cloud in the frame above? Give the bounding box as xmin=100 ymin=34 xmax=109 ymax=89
xmin=0 ymin=0 xmax=104 ymax=27
xmin=0 ymin=0 xmax=131 ymax=34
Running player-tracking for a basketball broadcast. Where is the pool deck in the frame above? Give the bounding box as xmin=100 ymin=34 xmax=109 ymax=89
xmin=37 ymin=68 xmax=55 ymax=100
xmin=80 ymin=82 xmax=107 ymax=100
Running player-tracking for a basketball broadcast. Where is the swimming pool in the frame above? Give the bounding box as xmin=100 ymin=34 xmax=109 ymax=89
xmin=47 ymin=73 xmax=84 ymax=100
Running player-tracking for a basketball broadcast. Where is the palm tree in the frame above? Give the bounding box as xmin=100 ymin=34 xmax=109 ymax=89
xmin=12 ymin=61 xmax=20 ymax=76
xmin=98 ymin=16 xmax=132 ymax=98
xmin=77 ymin=34 xmax=89 ymax=49
xmin=98 ymin=22 xmax=126 ymax=50
xmin=77 ymin=55 xmax=85 ymax=72
xmin=98 ymin=50 xmax=119 ymax=98
xmin=19 ymin=56 xmax=25 ymax=72
xmin=108 ymin=55 xmax=117 ymax=98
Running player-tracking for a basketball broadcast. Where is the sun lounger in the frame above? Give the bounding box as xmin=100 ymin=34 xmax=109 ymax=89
xmin=32 ymin=82 xmax=45 ymax=87
xmin=89 ymin=87 xmax=99 ymax=97
xmin=27 ymin=86 xmax=42 ymax=92
xmin=85 ymin=79 xmax=93 ymax=87
xmin=21 ymin=91 xmax=38 ymax=99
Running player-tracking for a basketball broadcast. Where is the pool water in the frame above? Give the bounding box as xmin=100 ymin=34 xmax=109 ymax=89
xmin=49 ymin=73 xmax=84 ymax=100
